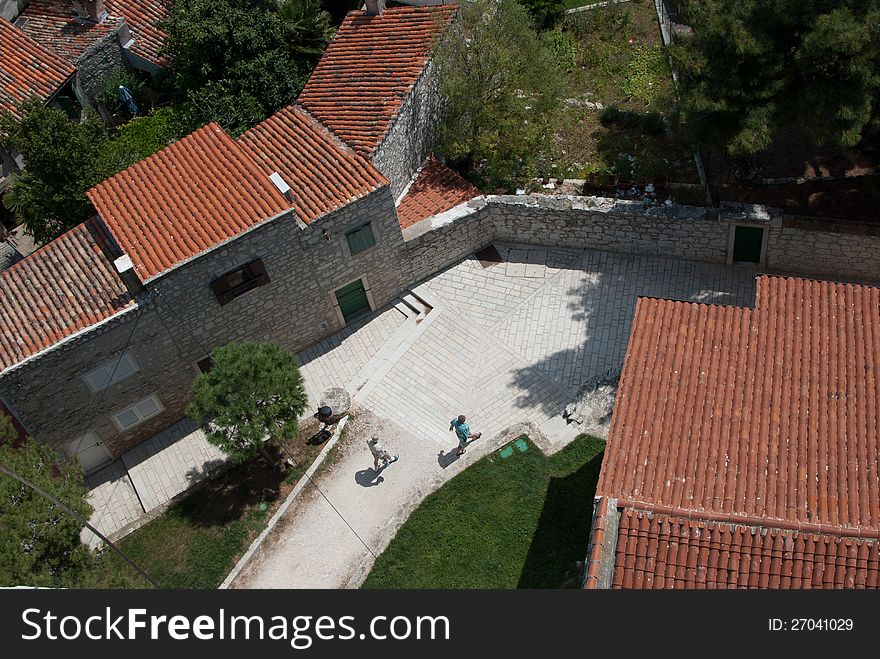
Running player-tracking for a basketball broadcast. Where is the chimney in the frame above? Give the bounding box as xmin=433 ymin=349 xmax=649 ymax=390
xmin=364 ymin=0 xmax=385 ymax=17
xmin=269 ymin=172 xmax=296 ymax=204
xmin=72 ymin=1 xmax=107 ymax=22
xmin=114 ymin=254 xmax=145 ymax=296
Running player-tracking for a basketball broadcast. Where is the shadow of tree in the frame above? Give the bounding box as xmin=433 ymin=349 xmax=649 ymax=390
xmin=517 ymin=450 xmax=605 ymax=588
xmin=506 ymin=252 xmax=756 ymax=418
xmin=175 ymin=447 xmax=288 ymax=527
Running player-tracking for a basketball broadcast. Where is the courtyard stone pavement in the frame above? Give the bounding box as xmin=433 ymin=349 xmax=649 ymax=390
xmin=361 ymin=244 xmax=756 ymax=449
xmin=232 ymin=245 xmax=758 ymax=588
xmin=82 ymin=307 xmax=410 ymax=546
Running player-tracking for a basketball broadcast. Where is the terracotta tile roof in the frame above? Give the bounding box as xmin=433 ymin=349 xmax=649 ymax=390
xmin=237 ymin=105 xmax=388 ymax=223
xmin=608 ymin=508 xmax=880 ymax=589
xmin=298 ymin=5 xmax=456 ymax=156
xmin=17 ymin=0 xmax=121 ymax=63
xmin=600 ymin=275 xmax=880 ymax=531
xmin=396 ymin=156 xmax=479 ymax=229
xmin=16 ymin=0 xmax=167 ymax=65
xmin=589 ymin=274 xmax=880 ymax=588
xmin=0 ymin=219 xmax=132 ymax=373
xmin=106 ymin=0 xmax=168 ymax=66
xmin=87 ymin=123 xmax=293 ymax=282
xmin=0 ymin=18 xmax=75 ymax=118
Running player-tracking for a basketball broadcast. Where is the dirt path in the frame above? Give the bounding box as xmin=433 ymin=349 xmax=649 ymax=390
xmin=230 ymin=409 xmax=529 ymax=589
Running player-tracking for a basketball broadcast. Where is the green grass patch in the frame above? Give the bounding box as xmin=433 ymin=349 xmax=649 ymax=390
xmin=362 ymin=435 xmax=605 ymax=589
xmin=82 ymin=422 xmax=330 ymax=589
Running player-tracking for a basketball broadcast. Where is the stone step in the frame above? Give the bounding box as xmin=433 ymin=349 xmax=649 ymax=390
xmin=400 ymin=292 xmax=426 ymax=316
xmin=393 ymin=299 xmax=414 ymax=318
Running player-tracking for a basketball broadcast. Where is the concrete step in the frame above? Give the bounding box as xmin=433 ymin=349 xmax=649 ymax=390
xmin=393 ymin=299 xmax=414 ymax=318
xmin=400 ymin=292 xmax=426 ymax=316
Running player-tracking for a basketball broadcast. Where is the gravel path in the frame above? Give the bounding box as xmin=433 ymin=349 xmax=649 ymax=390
xmin=231 ymin=408 xmax=526 ymax=589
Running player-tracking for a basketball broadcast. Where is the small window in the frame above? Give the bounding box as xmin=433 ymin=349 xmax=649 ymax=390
xmin=346 ymin=224 xmax=376 ymax=255
xmin=83 ymin=354 xmax=140 ymax=392
xmin=210 ymin=259 xmax=270 ymax=305
xmin=111 ymin=394 xmax=164 ymax=431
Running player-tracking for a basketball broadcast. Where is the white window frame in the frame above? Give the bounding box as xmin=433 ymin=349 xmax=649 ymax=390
xmin=83 ymin=353 xmax=140 ymax=393
xmin=111 ymin=394 xmax=164 ymax=432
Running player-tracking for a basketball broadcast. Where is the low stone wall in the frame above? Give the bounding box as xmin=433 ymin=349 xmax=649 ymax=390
xmin=404 ymin=194 xmax=730 ymax=283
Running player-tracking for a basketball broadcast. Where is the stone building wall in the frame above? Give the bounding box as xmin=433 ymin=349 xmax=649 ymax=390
xmin=0 ymin=186 xmax=410 ymax=458
xmin=371 ymin=63 xmax=441 ymax=200
xmin=74 ymin=30 xmax=126 ymax=105
xmin=151 ymin=186 xmax=408 ymax=359
xmin=0 ymin=303 xmax=194 ymax=458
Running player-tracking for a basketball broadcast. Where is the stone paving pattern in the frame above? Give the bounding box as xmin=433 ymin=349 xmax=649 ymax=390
xmin=362 ymin=245 xmax=756 ymax=446
xmin=296 ymin=306 xmax=406 ymax=408
xmin=122 ymin=418 xmax=227 ymax=512
xmin=84 ymin=245 xmax=756 ymax=547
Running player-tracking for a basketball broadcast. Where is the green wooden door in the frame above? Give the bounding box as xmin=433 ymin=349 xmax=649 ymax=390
xmin=732 ymin=226 xmax=764 ymax=263
xmin=335 ymin=279 xmax=370 ymax=321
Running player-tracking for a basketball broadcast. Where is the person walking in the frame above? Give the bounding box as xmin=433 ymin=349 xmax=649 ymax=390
xmin=368 ymin=436 xmax=398 ymax=470
xmin=450 ymin=414 xmax=481 ymax=455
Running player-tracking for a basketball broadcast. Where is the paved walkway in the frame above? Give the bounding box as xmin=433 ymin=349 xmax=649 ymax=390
xmin=82 ymin=418 xmax=226 ymax=547
xmin=82 ymin=307 xmax=410 ymax=547
xmin=231 ymin=245 xmax=757 ymax=588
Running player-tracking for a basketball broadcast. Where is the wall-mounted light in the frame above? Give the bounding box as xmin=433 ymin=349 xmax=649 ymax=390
xmin=322 ymin=229 xmax=332 ymax=241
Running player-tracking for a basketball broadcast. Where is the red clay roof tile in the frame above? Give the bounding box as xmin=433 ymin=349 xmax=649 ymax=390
xmin=599 ymin=275 xmax=880 ymax=532
xmin=609 ymin=509 xmax=880 ymax=589
xmin=0 ymin=18 xmax=75 ymax=117
xmin=298 ymin=6 xmax=456 ymax=157
xmin=237 ymin=105 xmax=387 ymax=223
xmin=396 ymin=156 xmax=480 ymax=229
xmin=0 ymin=219 xmax=132 ymax=373
xmin=590 ymin=274 xmax=880 ymax=588
xmin=17 ymin=0 xmax=167 ymax=65
xmin=87 ymin=123 xmax=293 ymax=282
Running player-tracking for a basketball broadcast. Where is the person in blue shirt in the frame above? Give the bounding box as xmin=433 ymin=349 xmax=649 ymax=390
xmin=450 ymin=414 xmax=482 ymax=456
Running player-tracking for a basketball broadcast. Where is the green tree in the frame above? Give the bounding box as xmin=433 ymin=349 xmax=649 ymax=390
xmin=0 ymin=415 xmax=94 ymax=587
xmin=672 ymin=0 xmax=880 ymax=155
xmin=161 ymin=0 xmax=333 ymax=134
xmin=187 ymin=342 xmax=308 ymax=464
xmin=434 ymin=0 xmax=564 ymax=190
xmin=1 ymin=101 xmax=184 ymax=243
xmin=0 ymin=100 xmax=107 ymax=243
xmin=519 ymin=0 xmax=565 ymax=30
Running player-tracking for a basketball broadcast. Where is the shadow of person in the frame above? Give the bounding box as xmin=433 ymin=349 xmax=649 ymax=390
xmin=355 ymin=468 xmax=384 ymax=487
xmin=437 ymin=448 xmax=460 ymax=469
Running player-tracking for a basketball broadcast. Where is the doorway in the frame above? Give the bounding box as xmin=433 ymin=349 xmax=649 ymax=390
xmin=334 ymin=278 xmax=371 ymax=322
xmin=732 ymin=225 xmax=765 ymax=264
xmin=66 ymin=432 xmax=112 ymax=473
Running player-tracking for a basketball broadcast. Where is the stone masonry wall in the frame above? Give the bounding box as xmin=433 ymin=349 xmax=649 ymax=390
xmin=74 ymin=30 xmax=126 ymax=105
xmin=405 ymin=194 xmax=880 ymax=285
xmin=0 ymin=303 xmax=195 ymax=458
xmin=0 ymin=186 xmax=409 ymax=458
xmin=371 ymin=63 xmax=441 ymax=200
xmin=767 ymin=225 xmax=880 ymax=282
xmin=404 ymin=194 xmax=730 ymax=284
xmin=152 ymin=187 xmax=408 ymax=359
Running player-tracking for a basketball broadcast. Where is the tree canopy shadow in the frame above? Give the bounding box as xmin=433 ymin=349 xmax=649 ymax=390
xmin=517 ymin=450 xmax=605 ymax=588
xmin=175 ymin=447 xmax=288 ymax=527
